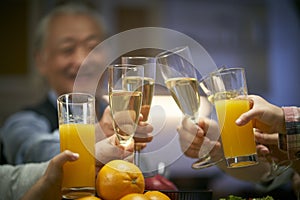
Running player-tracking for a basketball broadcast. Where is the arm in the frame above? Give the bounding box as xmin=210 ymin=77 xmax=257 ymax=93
xmin=0 ymin=162 xmax=47 ymax=200
xmin=1 ymin=111 xmax=60 ymax=164
xmin=21 ymin=150 xmax=79 ymax=200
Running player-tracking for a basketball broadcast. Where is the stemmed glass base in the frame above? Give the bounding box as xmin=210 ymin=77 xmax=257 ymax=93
xmin=190 ymin=117 xmax=223 ymax=169
xmin=192 ymin=155 xmax=223 ymax=169
xmin=260 ymin=159 xmax=293 ymax=184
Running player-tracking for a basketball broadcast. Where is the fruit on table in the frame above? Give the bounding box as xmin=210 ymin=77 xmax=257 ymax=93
xmin=145 ymin=174 xmax=178 ymax=191
xmin=96 ymin=160 xmax=145 ymax=200
xmin=76 ymin=196 xmax=102 ymax=200
xmin=120 ymin=193 xmax=150 ymax=200
xmin=144 ymin=191 xmax=171 ymax=200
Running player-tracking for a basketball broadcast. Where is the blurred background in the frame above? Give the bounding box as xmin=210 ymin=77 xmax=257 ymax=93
xmin=0 ymin=0 xmax=299 ymax=199
xmin=0 ymin=0 xmax=299 ymax=125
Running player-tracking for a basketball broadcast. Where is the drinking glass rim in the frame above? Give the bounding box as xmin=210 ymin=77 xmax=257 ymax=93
xmin=210 ymin=67 xmax=244 ymax=76
xmin=121 ymin=56 xmax=156 ymax=61
xmin=199 ymin=66 xmax=227 ymax=82
xmin=156 ymin=46 xmax=189 ymax=59
xmin=108 ymin=64 xmax=144 ymax=70
xmin=57 ymin=92 xmax=95 ymax=105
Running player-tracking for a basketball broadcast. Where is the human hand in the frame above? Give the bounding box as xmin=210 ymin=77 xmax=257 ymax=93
xmin=254 ymin=129 xmax=292 ymax=167
xmin=95 ymin=134 xmax=134 ymax=173
xmin=254 ymin=129 xmax=278 ymax=156
xmin=97 ymin=106 xmax=115 ymax=141
xmin=97 ymin=106 xmax=154 ymax=147
xmin=235 ymin=95 xmax=285 ymax=133
xmin=292 ymin=172 xmax=300 ymax=195
xmin=21 ymin=150 xmax=79 ymax=200
xmin=133 ymin=116 xmax=154 ymax=150
xmin=177 ymin=116 xmax=222 ymax=159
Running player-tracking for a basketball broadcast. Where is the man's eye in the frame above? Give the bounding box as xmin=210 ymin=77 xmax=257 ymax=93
xmin=87 ymin=45 xmax=96 ymax=51
xmin=61 ymin=47 xmax=74 ymax=55
xmin=87 ymin=41 xmax=100 ymax=51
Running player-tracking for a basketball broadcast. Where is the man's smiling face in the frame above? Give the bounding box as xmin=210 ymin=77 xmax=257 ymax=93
xmin=36 ymin=13 xmax=104 ymax=96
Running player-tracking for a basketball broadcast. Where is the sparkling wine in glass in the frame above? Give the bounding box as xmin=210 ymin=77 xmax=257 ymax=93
xmin=157 ymin=46 xmax=221 ymax=169
xmin=122 ymin=57 xmax=156 ymax=167
xmin=108 ymin=64 xmax=144 ymax=148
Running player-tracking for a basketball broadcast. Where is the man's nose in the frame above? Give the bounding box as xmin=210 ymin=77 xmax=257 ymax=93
xmin=73 ymin=47 xmax=90 ymax=66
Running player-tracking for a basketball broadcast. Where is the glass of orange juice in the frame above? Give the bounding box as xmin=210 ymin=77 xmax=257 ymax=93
xmin=57 ymin=93 xmax=96 ymax=199
xmin=211 ymin=68 xmax=258 ymax=168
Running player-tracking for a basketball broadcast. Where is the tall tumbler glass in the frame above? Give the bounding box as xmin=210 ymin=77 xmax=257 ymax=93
xmin=57 ymin=93 xmax=96 ymax=199
xmin=211 ymin=68 xmax=258 ymax=168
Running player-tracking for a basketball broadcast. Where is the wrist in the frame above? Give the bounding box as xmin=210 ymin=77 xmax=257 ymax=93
xmin=282 ymin=107 xmax=300 ymax=133
xmin=282 ymin=107 xmax=300 ymax=160
xmin=275 ymin=107 xmax=286 ymax=133
xmin=282 ymin=107 xmax=300 ymax=122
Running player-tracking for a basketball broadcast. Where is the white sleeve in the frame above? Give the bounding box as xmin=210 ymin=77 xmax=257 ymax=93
xmin=0 ymin=162 xmax=48 ymax=200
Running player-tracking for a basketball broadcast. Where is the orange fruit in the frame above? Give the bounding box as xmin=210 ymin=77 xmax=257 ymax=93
xmin=144 ymin=191 xmax=171 ymax=200
xmin=96 ymin=160 xmax=145 ymax=200
xmin=76 ymin=196 xmax=101 ymax=200
xmin=120 ymin=193 xmax=150 ymax=200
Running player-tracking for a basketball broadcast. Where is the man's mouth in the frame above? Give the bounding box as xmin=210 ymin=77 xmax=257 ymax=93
xmin=65 ymin=72 xmax=77 ymax=80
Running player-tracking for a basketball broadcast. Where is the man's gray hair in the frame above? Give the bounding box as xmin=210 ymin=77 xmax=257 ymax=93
xmin=33 ymin=2 xmax=107 ymax=54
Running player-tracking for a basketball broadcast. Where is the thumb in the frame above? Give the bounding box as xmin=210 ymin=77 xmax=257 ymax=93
xmin=52 ymin=150 xmax=79 ymax=167
xmin=235 ymin=109 xmax=260 ymax=126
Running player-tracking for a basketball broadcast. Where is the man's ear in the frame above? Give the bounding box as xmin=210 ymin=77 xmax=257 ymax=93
xmin=34 ymin=51 xmax=46 ymax=76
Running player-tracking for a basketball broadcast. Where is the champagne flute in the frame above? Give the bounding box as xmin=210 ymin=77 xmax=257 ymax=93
xmin=122 ymin=57 xmax=156 ymax=167
xmin=156 ymin=46 xmax=221 ymax=169
xmin=193 ymin=67 xmax=226 ymax=169
xmin=199 ymin=66 xmax=226 ymax=104
xmin=108 ymin=64 xmax=144 ymax=149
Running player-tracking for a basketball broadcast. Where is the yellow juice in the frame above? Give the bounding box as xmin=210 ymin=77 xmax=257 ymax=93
xmin=59 ymin=123 xmax=95 ymax=189
xmin=215 ymin=99 xmax=256 ymax=158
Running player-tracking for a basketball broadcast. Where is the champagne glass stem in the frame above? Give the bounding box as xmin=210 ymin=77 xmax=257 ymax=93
xmin=261 ymin=150 xmax=292 ymax=183
xmin=134 ymin=145 xmax=142 ymax=166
